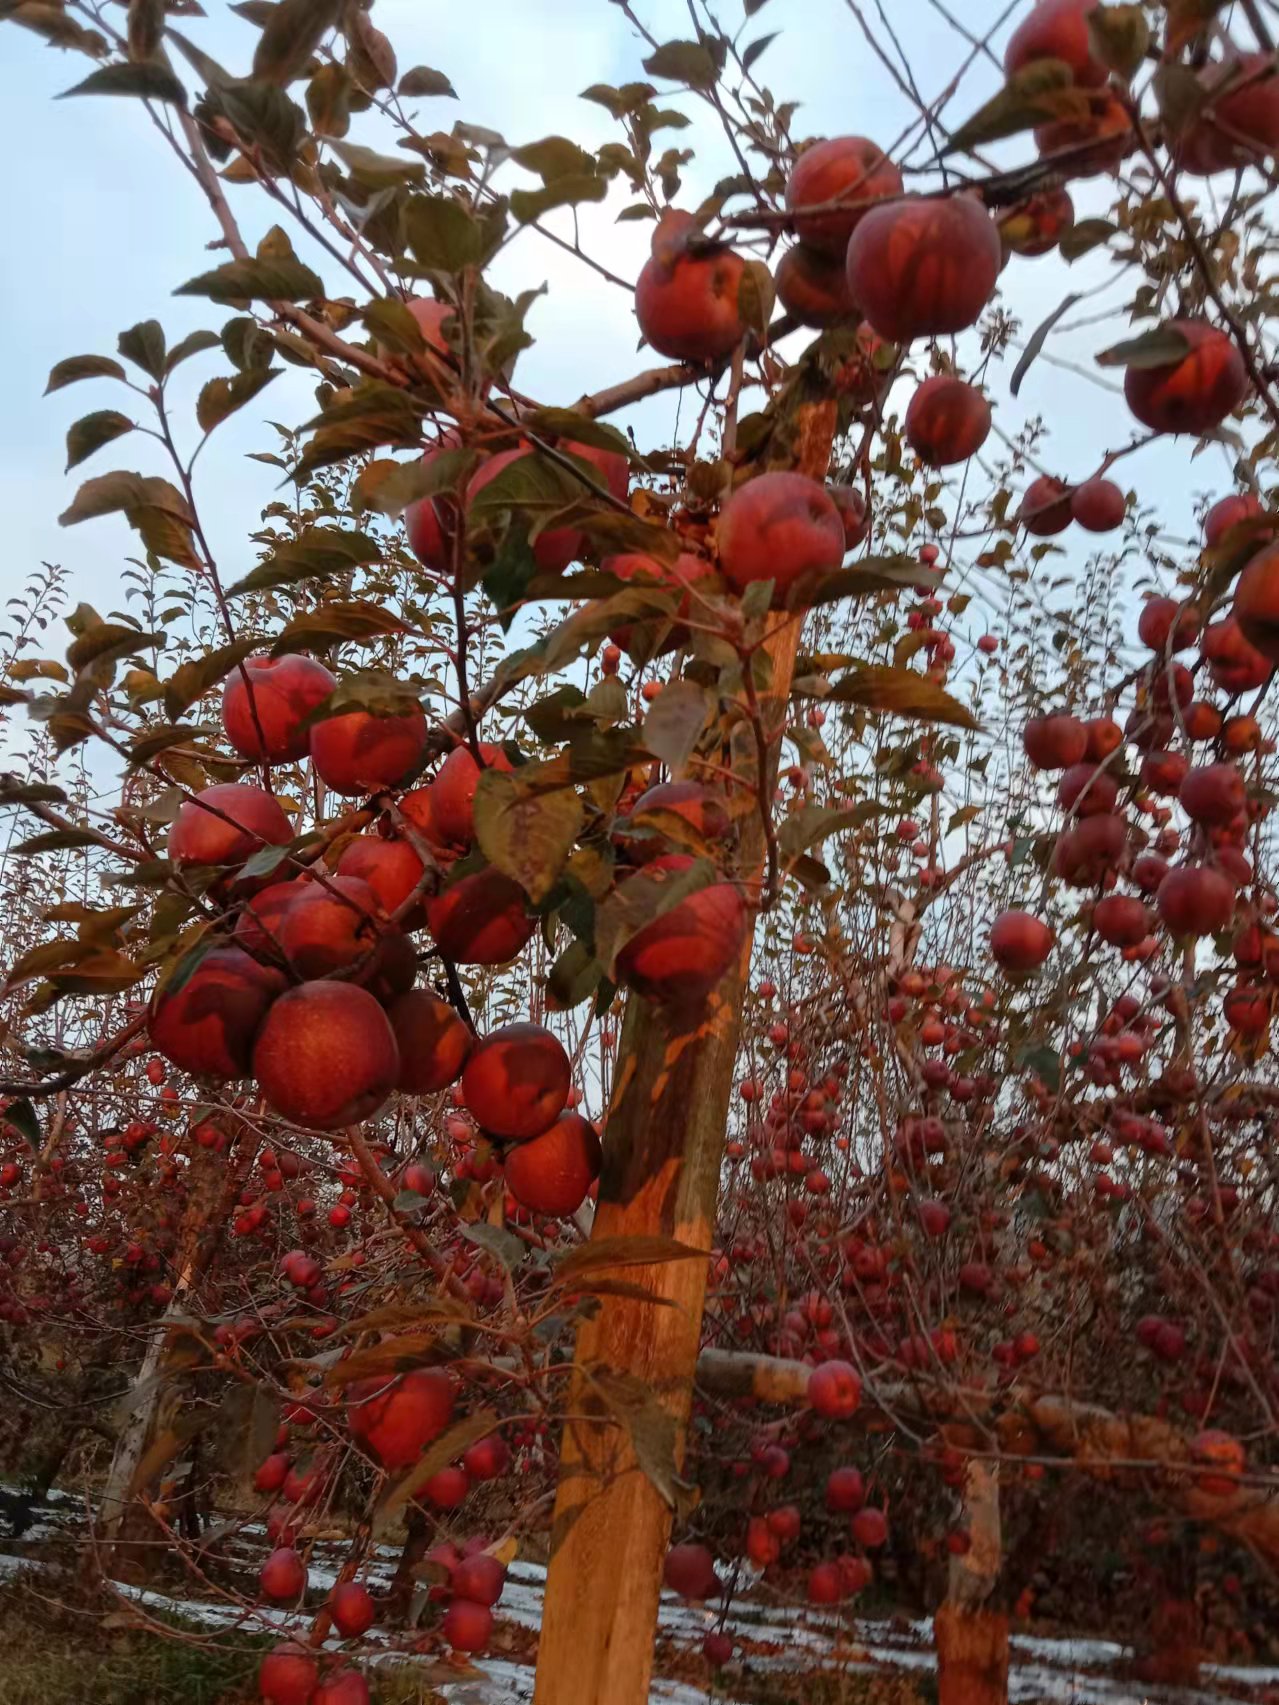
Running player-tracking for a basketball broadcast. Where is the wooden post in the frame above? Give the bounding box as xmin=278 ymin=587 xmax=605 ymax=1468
xmin=936 ymin=1459 xmax=1009 ymax=1705
xmin=532 ymin=402 xmax=836 ymax=1705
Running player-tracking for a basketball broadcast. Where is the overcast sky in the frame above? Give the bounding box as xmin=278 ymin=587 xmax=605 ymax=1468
xmin=0 ymin=0 xmax=1242 ymax=643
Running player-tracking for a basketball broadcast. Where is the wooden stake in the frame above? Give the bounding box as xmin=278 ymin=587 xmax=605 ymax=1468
xmin=532 ymin=402 xmax=836 ymax=1705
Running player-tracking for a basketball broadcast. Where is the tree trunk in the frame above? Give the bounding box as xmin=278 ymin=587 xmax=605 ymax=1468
xmin=99 ymin=1127 xmax=254 ymax=1565
xmin=936 ymin=1459 xmax=1008 ymax=1705
xmin=532 ymin=401 xmax=837 ymax=1705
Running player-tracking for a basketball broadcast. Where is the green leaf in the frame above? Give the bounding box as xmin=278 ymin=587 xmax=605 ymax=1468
xmin=777 ymin=806 xmax=864 ymax=861
xmin=59 ymin=470 xmax=191 ymax=528
xmin=1096 ymin=325 xmax=1194 ymax=369
xmin=548 ymin=939 xmax=604 ymax=1008
xmin=523 ymin=410 xmax=632 ymax=462
xmin=306 ymin=60 xmax=351 ymax=136
xmin=163 ymin=638 xmax=259 ymax=721
xmin=331 ymin=138 xmax=425 ymax=189
xmin=196 ymin=367 xmax=278 ymax=434
xmin=642 ymin=40 xmax=718 ymax=89
xmin=215 ymin=78 xmax=306 ymax=172
xmin=640 ymin=679 xmax=709 ymax=773
xmin=252 ymin=0 xmax=342 ymax=83
xmin=165 ymin=329 xmax=221 ymax=373
xmin=363 ymin=298 xmax=428 ymax=356
xmin=353 ymin=447 xmax=477 ymax=520
xmin=584 ymin=1367 xmax=688 ymax=1510
xmin=271 ymin=601 xmax=403 ymax=654
xmin=405 ymin=195 xmax=505 ymax=273
xmin=293 ymin=384 xmax=426 ymax=481
xmin=66 ymin=410 xmax=134 ymax=471
xmin=222 ymin=316 xmax=275 ymax=373
xmin=0 ymin=780 xmax=68 ymax=807
xmin=1058 ymin=217 xmax=1117 ymax=261
xmin=66 ymin=619 xmax=151 ymax=672
xmin=373 ymin=1410 xmax=499 ymax=1538
xmin=227 ymin=525 xmax=382 ymax=597
xmin=118 ymin=319 xmax=168 ymax=380
xmin=14 ymin=828 xmax=102 ymax=856
xmin=45 ymin=354 xmax=126 ymax=395
xmin=176 ymin=255 xmax=323 ymax=305
xmin=943 ymin=59 xmax=1081 ymax=156
xmin=217 ymin=1384 xmax=281 ymax=1485
xmin=742 ymin=31 xmax=778 ymax=70
xmin=6 ymin=4 xmax=108 ymax=55
xmin=398 ymin=64 xmax=457 ymax=98
xmin=60 ymin=58 xmax=187 ymax=107
xmin=510 ymin=175 xmax=607 ymax=224
xmin=1087 ymin=3 xmax=1150 ymax=78
xmin=473 ymin=769 xmax=584 ymax=904
xmin=823 ymin=665 xmax=979 ymax=730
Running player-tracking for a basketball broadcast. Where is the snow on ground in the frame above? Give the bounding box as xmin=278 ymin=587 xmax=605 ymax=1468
xmin=2 ymin=1490 xmax=1277 ymax=1704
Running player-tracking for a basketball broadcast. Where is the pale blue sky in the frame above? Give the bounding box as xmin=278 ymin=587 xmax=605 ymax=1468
xmin=0 ymin=0 xmax=1239 ymax=636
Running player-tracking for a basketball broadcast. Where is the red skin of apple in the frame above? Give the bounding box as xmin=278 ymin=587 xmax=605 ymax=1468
xmin=462 ymin=1435 xmax=510 ymax=1481
xmin=785 ymin=136 xmax=903 ymax=255
xmin=1023 ymin=714 xmax=1087 ymax=770
xmin=1232 ymin=541 xmax=1279 ymax=662
xmin=148 ymin=947 xmax=286 ymax=1080
xmin=904 ymin=376 xmax=992 ymax=467
xmin=851 ymin=1506 xmax=889 ymax=1548
xmin=826 ymin=1466 xmax=865 ymax=1512
xmin=258 ymin=1643 xmax=319 ymax=1705
xmin=1202 ymin=617 xmax=1272 ymax=693
xmin=808 ymin=1360 xmax=862 ymax=1418
xmin=222 ymin=654 xmax=336 ymax=764
xmin=462 ymin=1022 xmax=571 ymax=1140
xmin=1138 ymin=596 xmax=1200 ymax=652
xmin=403 ymin=433 xmax=466 ymax=574
xmin=1224 ymin=984 xmax=1270 ymax=1036
xmin=603 ymin=549 xmax=713 ymax=654
xmin=561 ymin=437 xmax=630 ymax=504
xmin=423 ymin=1465 xmax=470 ymax=1508
xmin=996 ymin=187 xmax=1074 ymax=257
xmin=1004 ymin=0 xmax=1108 ymax=87
xmin=468 ymin=447 xmax=581 ymax=574
xmin=252 ymin=982 xmax=400 ymax=1130
xmin=1124 ymin=321 xmax=1249 ymax=436
xmin=387 ymin=990 xmax=474 ymax=1093
xmin=169 ymin=783 xmax=292 ymax=871
xmin=991 ymin=910 xmax=1054 ymax=971
xmin=1204 ymin=491 xmax=1273 ymax=550
xmin=260 ymin=1546 xmax=307 ymax=1600
xmin=808 ymin=1562 xmax=845 ymax=1604
xmin=616 ymin=781 xmax=731 ymax=865
xmin=829 ymin=485 xmax=870 ymax=549
xmin=845 ymin=195 xmax=1002 ymax=343
xmin=1071 ymin=478 xmax=1126 ymax=532
xmin=406 ymin=296 xmax=456 ymax=355
xmin=314 ymin=1671 xmax=369 ymax=1705
xmin=1058 ymin=763 xmax=1119 ymax=816
xmin=310 ymin=705 xmax=428 ymax=796
xmin=635 ymin=226 xmax=748 ymax=363
xmin=718 ymin=472 xmax=844 ymax=604
xmin=663 ymin=1542 xmax=719 ymax=1600
xmin=1034 ymin=90 xmax=1134 ymax=176
xmin=442 ymin=1598 xmax=493 ymax=1653
xmin=1178 ymin=53 xmax=1279 ymax=175
xmin=274 ymin=875 xmax=386 ymax=982
xmin=234 ymin=880 xmax=304 ymax=962
xmin=775 ymin=243 xmax=860 ymax=328
xmin=1093 ymin=895 xmax=1151 ymax=947
xmin=426 ymin=868 xmax=536 ymax=965
xmin=1179 ymin=762 xmax=1246 ymax=826
xmin=614 ymin=856 xmax=749 ymax=1009
xmin=335 ymin=835 xmax=425 ymax=919
xmin=1020 ymin=475 xmax=1073 ymax=535
xmin=430 ymin=743 xmax=514 ymax=847
xmin=503 ymin=1113 xmax=602 ymax=1216
xmin=347 ymin=1366 xmax=456 ymax=1470
xmin=1157 ymin=865 xmax=1237 ymax=937
xmin=451 ymin=1553 xmax=506 ymax=1607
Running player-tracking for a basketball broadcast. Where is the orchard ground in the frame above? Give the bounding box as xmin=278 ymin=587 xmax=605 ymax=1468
xmin=0 ymin=1487 xmax=1275 ymax=1705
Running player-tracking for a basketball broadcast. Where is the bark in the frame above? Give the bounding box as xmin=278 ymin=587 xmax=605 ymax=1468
xmin=532 ymin=400 xmax=838 ymax=1705
xmin=99 ymin=1126 xmax=255 ymax=1567
xmin=937 ymin=1460 xmax=1008 ymax=1705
